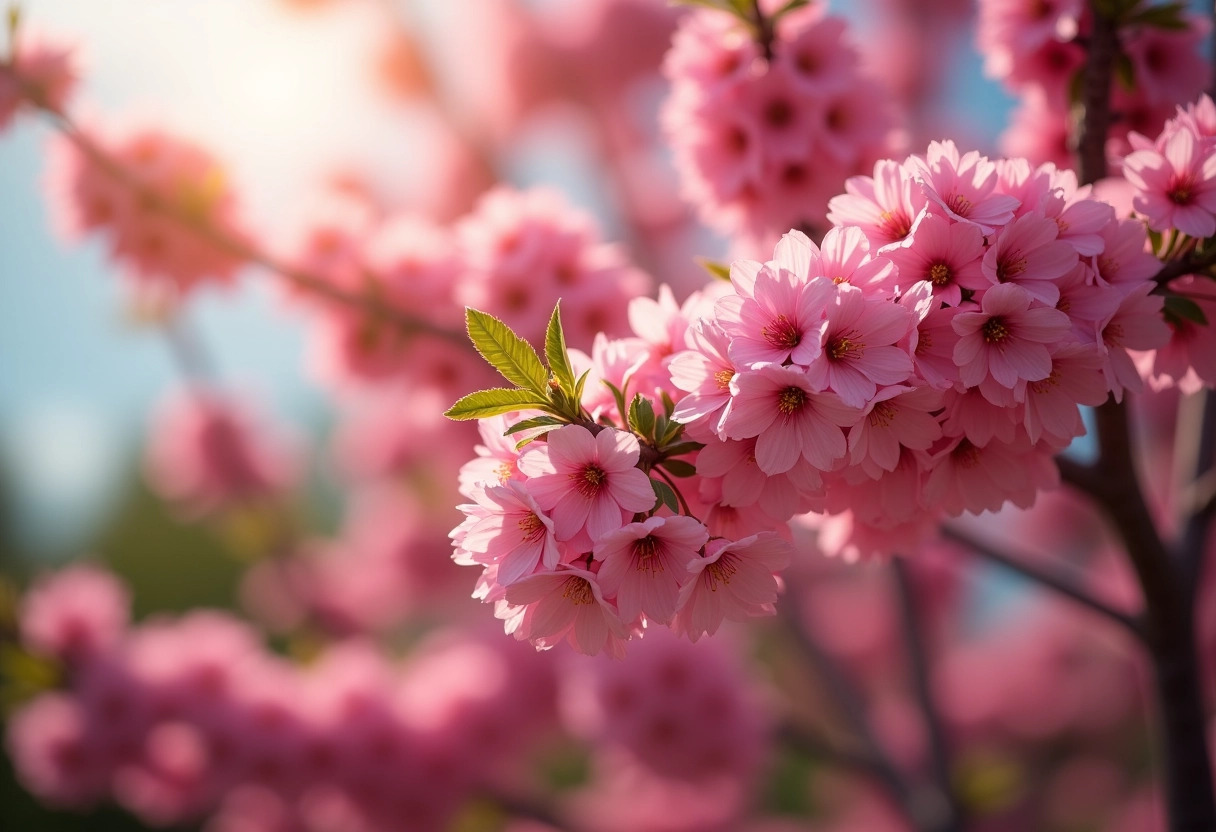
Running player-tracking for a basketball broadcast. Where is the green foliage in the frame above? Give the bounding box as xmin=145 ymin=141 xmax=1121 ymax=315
xmin=697 ymin=257 xmax=734 ymax=282
xmin=650 ymin=477 xmax=679 ymax=513
xmin=1164 ymin=294 xmax=1209 ymax=326
xmin=444 ymin=388 xmax=549 ymax=421
xmin=464 ymin=308 xmax=550 ymax=397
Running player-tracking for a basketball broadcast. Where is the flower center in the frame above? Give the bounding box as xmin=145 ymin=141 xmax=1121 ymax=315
xmin=704 ymin=554 xmax=738 ymax=591
xmin=1029 ymin=369 xmax=1061 ymax=395
xmin=561 ymin=575 xmax=594 ymax=606
xmin=929 ymin=262 xmax=951 ymax=286
xmin=947 ymin=192 xmax=972 ymax=217
xmin=633 ymin=536 xmax=664 ymax=574
xmin=995 ymin=255 xmax=1027 ymax=282
xmin=572 ymin=464 xmax=608 ymax=498
xmin=762 ymin=315 xmax=801 ymax=350
xmin=982 ymin=317 xmax=1010 ymax=344
xmin=714 ymin=368 xmax=735 ymax=391
xmin=952 ymin=439 xmax=981 ymax=469
xmin=880 ymin=209 xmax=911 ymax=240
xmin=777 ymin=386 xmax=808 ymax=415
xmin=517 ymin=512 xmax=545 ymax=541
xmin=868 ymin=401 xmax=897 ymax=428
xmin=827 ymin=335 xmax=860 ymax=361
xmin=1168 ymin=176 xmax=1195 ymax=205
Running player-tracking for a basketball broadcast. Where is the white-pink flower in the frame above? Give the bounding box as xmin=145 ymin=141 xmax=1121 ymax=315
xmin=452 ymin=480 xmax=561 ymax=587
xmin=722 ymin=365 xmax=860 ymax=474
xmin=503 ymin=567 xmax=630 ymax=658
xmin=593 ymin=515 xmax=709 ymax=625
xmin=672 ymin=533 xmax=792 ymax=642
xmin=1123 ymin=125 xmax=1216 ymax=239
xmin=952 ymin=283 xmax=1070 ymax=389
xmin=802 ymin=282 xmax=915 ymax=407
xmin=517 ymin=425 xmax=656 ymax=550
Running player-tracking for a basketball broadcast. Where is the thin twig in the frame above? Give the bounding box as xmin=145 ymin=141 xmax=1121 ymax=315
xmin=891 ymin=559 xmax=962 ymax=832
xmin=0 ymin=62 xmax=466 ymax=345
xmin=941 ymin=524 xmax=1144 ymax=639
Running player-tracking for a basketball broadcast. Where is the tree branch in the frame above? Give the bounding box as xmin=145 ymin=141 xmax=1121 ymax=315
xmin=891 ymin=559 xmax=963 ymax=832
xmin=940 ymin=524 xmax=1144 ymax=638
xmin=0 ymin=62 xmax=466 ymax=346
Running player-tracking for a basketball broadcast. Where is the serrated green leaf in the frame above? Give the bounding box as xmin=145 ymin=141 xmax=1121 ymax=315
xmin=574 ymin=369 xmax=591 ymax=404
xmin=603 ymin=380 xmax=629 ymax=423
xmin=545 ymin=302 xmax=577 ymax=397
xmin=663 ymin=440 xmax=706 ymax=457
xmin=465 ymin=308 xmax=550 ymax=396
xmin=660 ymin=458 xmax=698 ymax=478
xmin=628 ymin=394 xmax=657 ymax=440
xmin=445 ymin=388 xmax=548 ymax=421
xmin=696 ymin=257 xmax=733 ymax=282
xmin=650 ymin=478 xmax=679 ymax=514
xmin=504 ymin=415 xmax=564 ymax=434
xmin=659 ymin=390 xmax=677 ymax=418
xmin=1164 ymin=295 xmax=1209 ymax=326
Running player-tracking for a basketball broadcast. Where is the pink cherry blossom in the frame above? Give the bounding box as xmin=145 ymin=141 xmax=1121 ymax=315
xmin=847 ymin=385 xmax=944 ymax=478
xmin=517 ymin=425 xmax=656 ymax=549
xmin=714 ymin=262 xmax=833 ymax=369
xmin=593 ymin=515 xmax=709 ymax=625
xmin=1022 ymin=343 xmax=1109 ymax=445
xmin=452 ymin=480 xmax=561 ymax=587
xmin=802 ymin=282 xmax=915 ymax=407
xmin=503 ymin=567 xmax=630 ymax=658
xmin=979 ymin=210 xmax=1078 ymax=306
xmin=672 ymin=533 xmax=792 ymax=642
xmin=722 ymin=364 xmax=860 ymax=474
xmin=1123 ymin=125 xmax=1216 ymax=239
xmin=952 ymin=283 xmax=1071 ymax=389
xmin=884 ymin=212 xmax=985 ymax=306
xmin=907 ymin=140 xmax=1020 ymax=233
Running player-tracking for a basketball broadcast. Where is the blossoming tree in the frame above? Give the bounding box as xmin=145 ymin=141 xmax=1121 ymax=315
xmin=2 ymin=1 xmax=1216 ymax=831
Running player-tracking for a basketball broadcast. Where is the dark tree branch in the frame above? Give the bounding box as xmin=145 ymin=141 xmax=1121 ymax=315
xmin=0 ymin=62 xmax=466 ymax=346
xmin=941 ymin=524 xmax=1144 ymax=639
xmin=891 ymin=559 xmax=963 ymax=832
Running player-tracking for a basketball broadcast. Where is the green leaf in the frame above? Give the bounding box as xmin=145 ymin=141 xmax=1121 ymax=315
xmin=696 ymin=257 xmax=733 ymax=282
xmin=603 ymin=380 xmax=630 ymax=424
xmin=465 ymin=308 xmax=550 ymax=396
xmin=545 ymin=302 xmax=577 ymax=397
xmin=650 ymin=478 xmax=679 ymax=514
xmin=1164 ymin=295 xmax=1209 ymax=326
xmin=659 ymin=390 xmax=677 ymax=418
xmin=1114 ymin=53 xmax=1136 ymax=92
xmin=574 ymin=369 xmax=591 ymax=404
xmin=628 ymin=394 xmax=657 ymax=440
xmin=504 ymin=415 xmax=564 ymax=434
xmin=662 ymin=440 xmax=706 ymax=457
xmin=659 ymin=458 xmax=698 ymax=478
xmin=770 ymin=0 xmax=809 ymax=20
xmin=445 ymin=388 xmax=548 ymax=421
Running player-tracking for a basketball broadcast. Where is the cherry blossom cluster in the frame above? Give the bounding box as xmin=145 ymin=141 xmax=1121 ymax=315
xmin=661 ymin=1 xmax=897 ymax=244
xmin=0 ymin=28 xmax=75 ymax=129
xmin=144 ymin=388 xmax=300 ymax=518
xmin=1123 ymin=95 xmax=1216 ymax=391
xmin=676 ymin=138 xmax=1182 ymax=560
xmin=448 ymin=134 xmax=1194 ymax=635
xmin=978 ymin=0 xmax=1212 ymax=167
xmin=11 ymin=565 xmax=777 ymax=831
xmin=8 ymin=565 xmax=561 ymax=831
xmin=46 ymin=125 xmax=252 ymax=299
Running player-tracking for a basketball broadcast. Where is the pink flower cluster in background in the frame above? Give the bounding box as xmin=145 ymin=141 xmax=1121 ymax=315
xmin=661 ymin=2 xmax=898 ymax=247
